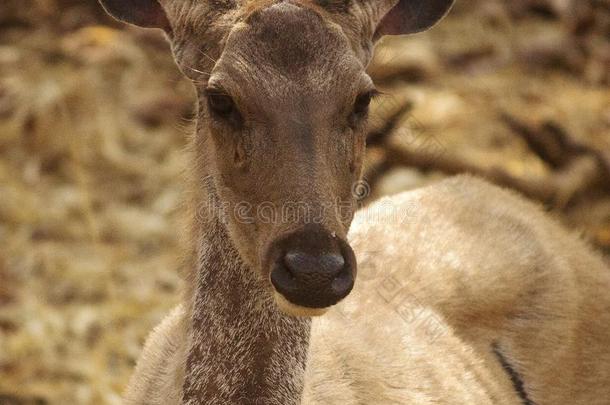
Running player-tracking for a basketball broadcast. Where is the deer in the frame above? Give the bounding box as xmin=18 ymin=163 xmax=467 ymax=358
xmin=97 ymin=0 xmax=610 ymax=404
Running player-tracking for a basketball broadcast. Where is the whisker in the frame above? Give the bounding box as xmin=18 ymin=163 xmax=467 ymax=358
xmin=185 ymin=65 xmax=211 ymax=77
xmin=198 ymin=49 xmax=218 ymax=64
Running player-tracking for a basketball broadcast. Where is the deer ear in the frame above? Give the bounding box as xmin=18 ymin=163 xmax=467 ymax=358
xmin=98 ymin=0 xmax=171 ymax=31
xmin=375 ymin=0 xmax=454 ymax=37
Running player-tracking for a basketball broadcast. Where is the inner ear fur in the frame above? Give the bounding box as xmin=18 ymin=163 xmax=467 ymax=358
xmin=375 ymin=0 xmax=455 ymax=37
xmin=98 ymin=0 xmax=171 ymax=32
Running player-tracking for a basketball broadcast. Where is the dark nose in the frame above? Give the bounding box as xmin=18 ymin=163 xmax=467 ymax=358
xmin=268 ymin=225 xmax=356 ymax=309
xmin=284 ymin=251 xmax=345 ymax=280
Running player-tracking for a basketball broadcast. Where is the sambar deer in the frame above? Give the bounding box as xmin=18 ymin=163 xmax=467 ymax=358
xmin=97 ymin=0 xmax=610 ymax=404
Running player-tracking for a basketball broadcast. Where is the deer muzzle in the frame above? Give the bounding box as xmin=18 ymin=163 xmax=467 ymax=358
xmin=267 ymin=224 xmax=356 ymax=310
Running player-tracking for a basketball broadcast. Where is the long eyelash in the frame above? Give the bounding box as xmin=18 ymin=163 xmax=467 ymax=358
xmin=369 ymin=89 xmax=383 ymax=100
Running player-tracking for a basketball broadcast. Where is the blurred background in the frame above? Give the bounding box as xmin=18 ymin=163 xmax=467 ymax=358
xmin=0 ymin=0 xmax=608 ymax=403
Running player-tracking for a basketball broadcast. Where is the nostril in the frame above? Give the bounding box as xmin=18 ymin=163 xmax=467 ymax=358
xmin=284 ymin=251 xmax=345 ymax=278
xmin=268 ymin=226 xmax=356 ymax=308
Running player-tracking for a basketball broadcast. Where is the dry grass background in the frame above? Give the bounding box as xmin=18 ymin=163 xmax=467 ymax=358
xmin=0 ymin=0 xmax=608 ymax=403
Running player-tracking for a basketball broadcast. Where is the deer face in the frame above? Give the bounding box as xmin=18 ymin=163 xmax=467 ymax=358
xmin=99 ymin=0 xmax=454 ymax=315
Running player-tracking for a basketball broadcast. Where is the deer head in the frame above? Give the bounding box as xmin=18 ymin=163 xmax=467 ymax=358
xmin=99 ymin=0 xmax=454 ymax=316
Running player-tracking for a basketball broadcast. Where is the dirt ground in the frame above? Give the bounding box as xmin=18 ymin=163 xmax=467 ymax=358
xmin=0 ymin=0 xmax=608 ymax=403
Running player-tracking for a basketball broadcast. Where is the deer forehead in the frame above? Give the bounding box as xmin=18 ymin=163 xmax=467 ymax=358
xmin=208 ymin=1 xmax=369 ymax=102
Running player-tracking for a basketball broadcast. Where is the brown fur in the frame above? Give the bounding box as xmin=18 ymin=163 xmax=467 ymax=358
xmin=97 ymin=0 xmax=609 ymax=404
xmin=124 ymin=176 xmax=610 ymax=404
xmin=347 ymin=176 xmax=610 ymax=405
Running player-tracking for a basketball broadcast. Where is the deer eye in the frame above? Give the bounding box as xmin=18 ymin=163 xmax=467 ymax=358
xmin=207 ymin=93 xmax=235 ymax=117
xmin=349 ymin=90 xmax=377 ymax=127
xmin=353 ymin=92 xmax=373 ymax=116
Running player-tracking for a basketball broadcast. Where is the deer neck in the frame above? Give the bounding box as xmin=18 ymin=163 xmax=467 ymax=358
xmin=182 ymin=182 xmax=312 ymax=405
